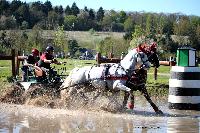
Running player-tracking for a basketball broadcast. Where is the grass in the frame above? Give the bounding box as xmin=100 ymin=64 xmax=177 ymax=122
xmin=0 ymin=60 xmax=12 ymax=82
xmin=42 ymin=31 xmax=125 ymax=48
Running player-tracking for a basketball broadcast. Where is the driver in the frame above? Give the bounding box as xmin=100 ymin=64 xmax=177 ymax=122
xmin=37 ymin=45 xmax=62 ymax=81
xmin=21 ymin=48 xmax=40 ymax=81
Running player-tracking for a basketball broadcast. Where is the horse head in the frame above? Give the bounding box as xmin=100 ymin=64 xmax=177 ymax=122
xmin=135 ymin=51 xmax=151 ymax=70
xmin=145 ymin=42 xmax=160 ymax=68
xmin=120 ymin=48 xmax=151 ymax=74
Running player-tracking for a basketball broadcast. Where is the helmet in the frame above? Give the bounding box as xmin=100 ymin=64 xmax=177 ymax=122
xmin=46 ymin=45 xmax=54 ymax=52
xmin=32 ymin=48 xmax=39 ymax=56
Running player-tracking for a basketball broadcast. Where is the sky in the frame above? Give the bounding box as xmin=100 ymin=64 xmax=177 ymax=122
xmin=14 ymin=0 xmax=200 ymax=16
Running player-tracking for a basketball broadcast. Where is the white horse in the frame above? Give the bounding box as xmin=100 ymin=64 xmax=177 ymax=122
xmin=60 ymin=49 xmax=150 ymax=93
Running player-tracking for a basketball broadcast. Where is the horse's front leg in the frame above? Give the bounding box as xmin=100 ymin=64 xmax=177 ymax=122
xmin=128 ymin=90 xmax=134 ymax=109
xmin=140 ymin=86 xmax=163 ymax=114
xmin=122 ymin=91 xmax=134 ymax=109
xmin=122 ymin=91 xmax=129 ymax=108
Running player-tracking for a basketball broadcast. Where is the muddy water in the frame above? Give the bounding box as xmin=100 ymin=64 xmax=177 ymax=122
xmin=0 ymin=96 xmax=199 ymax=133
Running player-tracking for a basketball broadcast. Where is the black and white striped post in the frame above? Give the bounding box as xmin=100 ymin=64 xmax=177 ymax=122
xmin=168 ymin=47 xmax=200 ymax=110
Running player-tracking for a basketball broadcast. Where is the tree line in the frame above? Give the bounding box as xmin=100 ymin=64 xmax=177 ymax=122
xmin=1 ymin=0 xmax=200 ymax=59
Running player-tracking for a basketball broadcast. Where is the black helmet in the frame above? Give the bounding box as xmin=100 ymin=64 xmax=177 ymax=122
xmin=46 ymin=45 xmax=54 ymax=52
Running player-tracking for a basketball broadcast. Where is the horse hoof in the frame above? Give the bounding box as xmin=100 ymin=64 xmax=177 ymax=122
xmin=128 ymin=103 xmax=134 ymax=109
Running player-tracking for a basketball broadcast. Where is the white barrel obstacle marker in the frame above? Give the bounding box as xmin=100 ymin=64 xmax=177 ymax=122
xmin=168 ymin=47 xmax=200 ymax=110
xmin=169 ymin=66 xmax=200 ymax=110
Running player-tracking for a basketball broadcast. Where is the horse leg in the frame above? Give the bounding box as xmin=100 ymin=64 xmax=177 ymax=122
xmin=123 ymin=91 xmax=134 ymax=109
xmin=122 ymin=92 xmax=129 ymax=108
xmin=140 ymin=86 xmax=163 ymax=114
xmin=127 ymin=90 xmax=134 ymax=109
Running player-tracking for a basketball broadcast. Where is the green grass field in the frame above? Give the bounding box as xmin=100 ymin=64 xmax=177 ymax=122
xmin=42 ymin=31 xmax=125 ymax=49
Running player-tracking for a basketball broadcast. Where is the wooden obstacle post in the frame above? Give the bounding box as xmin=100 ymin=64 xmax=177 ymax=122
xmin=0 ymin=49 xmax=27 ymax=77
xmin=96 ymin=52 xmax=101 ymax=65
xmin=11 ymin=49 xmax=16 ymax=77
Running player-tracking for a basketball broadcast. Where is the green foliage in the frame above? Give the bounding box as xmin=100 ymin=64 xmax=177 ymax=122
xmin=65 ymin=5 xmax=71 ymax=15
xmin=68 ymin=39 xmax=79 ymax=57
xmin=119 ymin=11 xmax=127 ymax=23
xmin=64 ymin=15 xmax=77 ymax=30
xmin=54 ymin=25 xmax=68 ymax=53
xmin=97 ymin=37 xmax=129 ymax=57
xmin=0 ymin=15 xmax=17 ymax=30
xmin=96 ymin=7 xmax=104 ymax=21
xmin=71 ymin=2 xmax=80 ymax=16
xmin=102 ymin=14 xmax=113 ymax=31
xmin=123 ymin=16 xmax=134 ymax=32
xmin=20 ymin=21 xmax=29 ymax=30
xmin=47 ymin=11 xmax=60 ymax=30
xmin=88 ymin=9 xmax=95 ymax=20
xmin=129 ymin=25 xmax=144 ymax=48
xmin=26 ymin=26 xmax=44 ymax=52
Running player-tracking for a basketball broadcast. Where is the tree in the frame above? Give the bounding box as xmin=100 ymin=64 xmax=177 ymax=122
xmin=64 ymin=15 xmax=77 ymax=30
xmin=29 ymin=9 xmax=46 ymax=28
xmin=54 ymin=6 xmax=59 ymax=14
xmin=55 ymin=5 xmax=63 ymax=15
xmin=27 ymin=26 xmax=43 ymax=51
xmin=68 ymin=39 xmax=79 ymax=57
xmin=97 ymin=37 xmax=113 ymax=56
xmin=111 ymin=22 xmax=124 ymax=32
xmin=0 ymin=15 xmax=17 ymax=30
xmin=58 ymin=5 xmax=64 ymax=15
xmin=145 ymin=14 xmax=152 ymax=34
xmin=84 ymin=6 xmax=88 ymax=12
xmin=31 ymin=1 xmax=43 ymax=12
xmin=9 ymin=0 xmax=23 ymax=14
xmin=129 ymin=25 xmax=144 ymax=48
xmin=173 ymin=16 xmax=191 ymax=36
xmin=97 ymin=37 xmax=129 ymax=56
xmin=65 ymin=5 xmax=71 ymax=15
xmin=119 ymin=11 xmax=127 ymax=23
xmin=43 ymin=0 xmax=53 ymax=15
xmin=88 ymin=9 xmax=95 ymax=20
xmin=96 ymin=7 xmax=104 ymax=21
xmin=0 ymin=0 xmax=9 ymax=15
xmin=20 ymin=21 xmax=29 ymax=29
xmin=54 ymin=25 xmax=68 ymax=53
xmin=102 ymin=13 xmax=113 ymax=31
xmin=195 ymin=25 xmax=200 ymax=50
xmin=71 ymin=2 xmax=79 ymax=16
xmin=124 ymin=16 xmax=134 ymax=32
xmin=77 ymin=10 xmax=89 ymax=30
xmin=14 ymin=4 xmax=30 ymax=26
xmin=47 ymin=11 xmax=60 ymax=29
